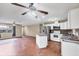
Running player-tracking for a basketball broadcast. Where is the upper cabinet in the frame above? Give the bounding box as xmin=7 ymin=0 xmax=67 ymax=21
xmin=59 ymin=22 xmax=67 ymax=29
xmin=43 ymin=20 xmax=70 ymax=30
xmin=68 ymin=8 xmax=79 ymax=29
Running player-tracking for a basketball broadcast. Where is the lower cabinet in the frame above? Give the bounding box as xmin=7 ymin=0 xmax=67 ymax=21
xmin=36 ymin=35 xmax=48 ymax=48
xmin=61 ymin=40 xmax=79 ymax=56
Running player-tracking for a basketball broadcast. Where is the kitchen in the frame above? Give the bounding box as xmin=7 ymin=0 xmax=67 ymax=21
xmin=36 ymin=7 xmax=79 ymax=56
xmin=0 ymin=3 xmax=79 ymax=56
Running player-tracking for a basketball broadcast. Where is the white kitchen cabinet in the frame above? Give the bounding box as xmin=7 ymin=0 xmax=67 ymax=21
xmin=44 ymin=21 xmax=70 ymax=29
xmin=59 ymin=22 xmax=67 ymax=29
xmin=61 ymin=40 xmax=79 ymax=56
xmin=68 ymin=8 xmax=79 ymax=29
xmin=36 ymin=35 xmax=48 ymax=48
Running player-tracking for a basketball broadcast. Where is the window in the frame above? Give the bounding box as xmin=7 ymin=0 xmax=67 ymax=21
xmin=0 ymin=25 xmax=9 ymax=29
xmin=0 ymin=25 xmax=12 ymax=33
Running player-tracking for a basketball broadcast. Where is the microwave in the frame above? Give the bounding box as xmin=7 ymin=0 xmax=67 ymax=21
xmin=53 ymin=26 xmax=60 ymax=30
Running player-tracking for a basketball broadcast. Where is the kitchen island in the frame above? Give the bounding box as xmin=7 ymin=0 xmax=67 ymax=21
xmin=36 ymin=34 xmax=48 ymax=48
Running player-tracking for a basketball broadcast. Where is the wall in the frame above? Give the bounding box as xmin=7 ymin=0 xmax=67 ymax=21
xmin=24 ymin=24 xmax=40 ymax=37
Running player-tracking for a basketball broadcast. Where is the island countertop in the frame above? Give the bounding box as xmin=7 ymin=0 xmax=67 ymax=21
xmin=37 ymin=33 xmax=47 ymax=36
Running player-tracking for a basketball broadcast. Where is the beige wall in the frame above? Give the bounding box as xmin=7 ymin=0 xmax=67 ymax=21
xmin=24 ymin=24 xmax=40 ymax=37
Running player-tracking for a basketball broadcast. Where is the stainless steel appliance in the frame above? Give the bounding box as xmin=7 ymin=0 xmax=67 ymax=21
xmin=40 ymin=25 xmax=51 ymax=40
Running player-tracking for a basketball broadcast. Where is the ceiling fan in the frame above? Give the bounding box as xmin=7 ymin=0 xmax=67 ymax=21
xmin=11 ymin=3 xmax=48 ymax=16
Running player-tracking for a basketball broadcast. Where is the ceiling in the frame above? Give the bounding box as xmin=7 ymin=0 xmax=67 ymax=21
xmin=0 ymin=3 xmax=79 ymax=25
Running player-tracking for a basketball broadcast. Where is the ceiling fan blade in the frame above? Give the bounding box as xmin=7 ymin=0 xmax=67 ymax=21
xmin=38 ymin=10 xmax=48 ymax=15
xmin=29 ymin=3 xmax=34 ymax=7
xmin=21 ymin=12 xmax=27 ymax=15
xmin=11 ymin=3 xmax=28 ymax=8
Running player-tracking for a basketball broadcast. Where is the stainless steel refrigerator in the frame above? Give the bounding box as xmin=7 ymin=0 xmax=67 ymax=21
xmin=40 ymin=25 xmax=51 ymax=41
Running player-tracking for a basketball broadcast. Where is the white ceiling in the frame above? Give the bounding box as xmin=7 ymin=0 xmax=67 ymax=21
xmin=0 ymin=3 xmax=79 ymax=25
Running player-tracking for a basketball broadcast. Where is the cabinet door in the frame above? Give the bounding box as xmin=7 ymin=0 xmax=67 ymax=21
xmin=60 ymin=22 xmax=68 ymax=29
xmin=61 ymin=41 xmax=79 ymax=56
xmin=36 ymin=35 xmax=48 ymax=48
xmin=68 ymin=8 xmax=79 ymax=28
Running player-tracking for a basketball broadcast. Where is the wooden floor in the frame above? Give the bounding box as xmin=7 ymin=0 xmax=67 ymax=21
xmin=0 ymin=36 xmax=61 ymax=56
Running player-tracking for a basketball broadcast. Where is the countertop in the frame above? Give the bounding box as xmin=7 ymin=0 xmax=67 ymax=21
xmin=61 ymin=34 xmax=79 ymax=44
xmin=62 ymin=39 xmax=79 ymax=44
xmin=37 ymin=33 xmax=47 ymax=36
